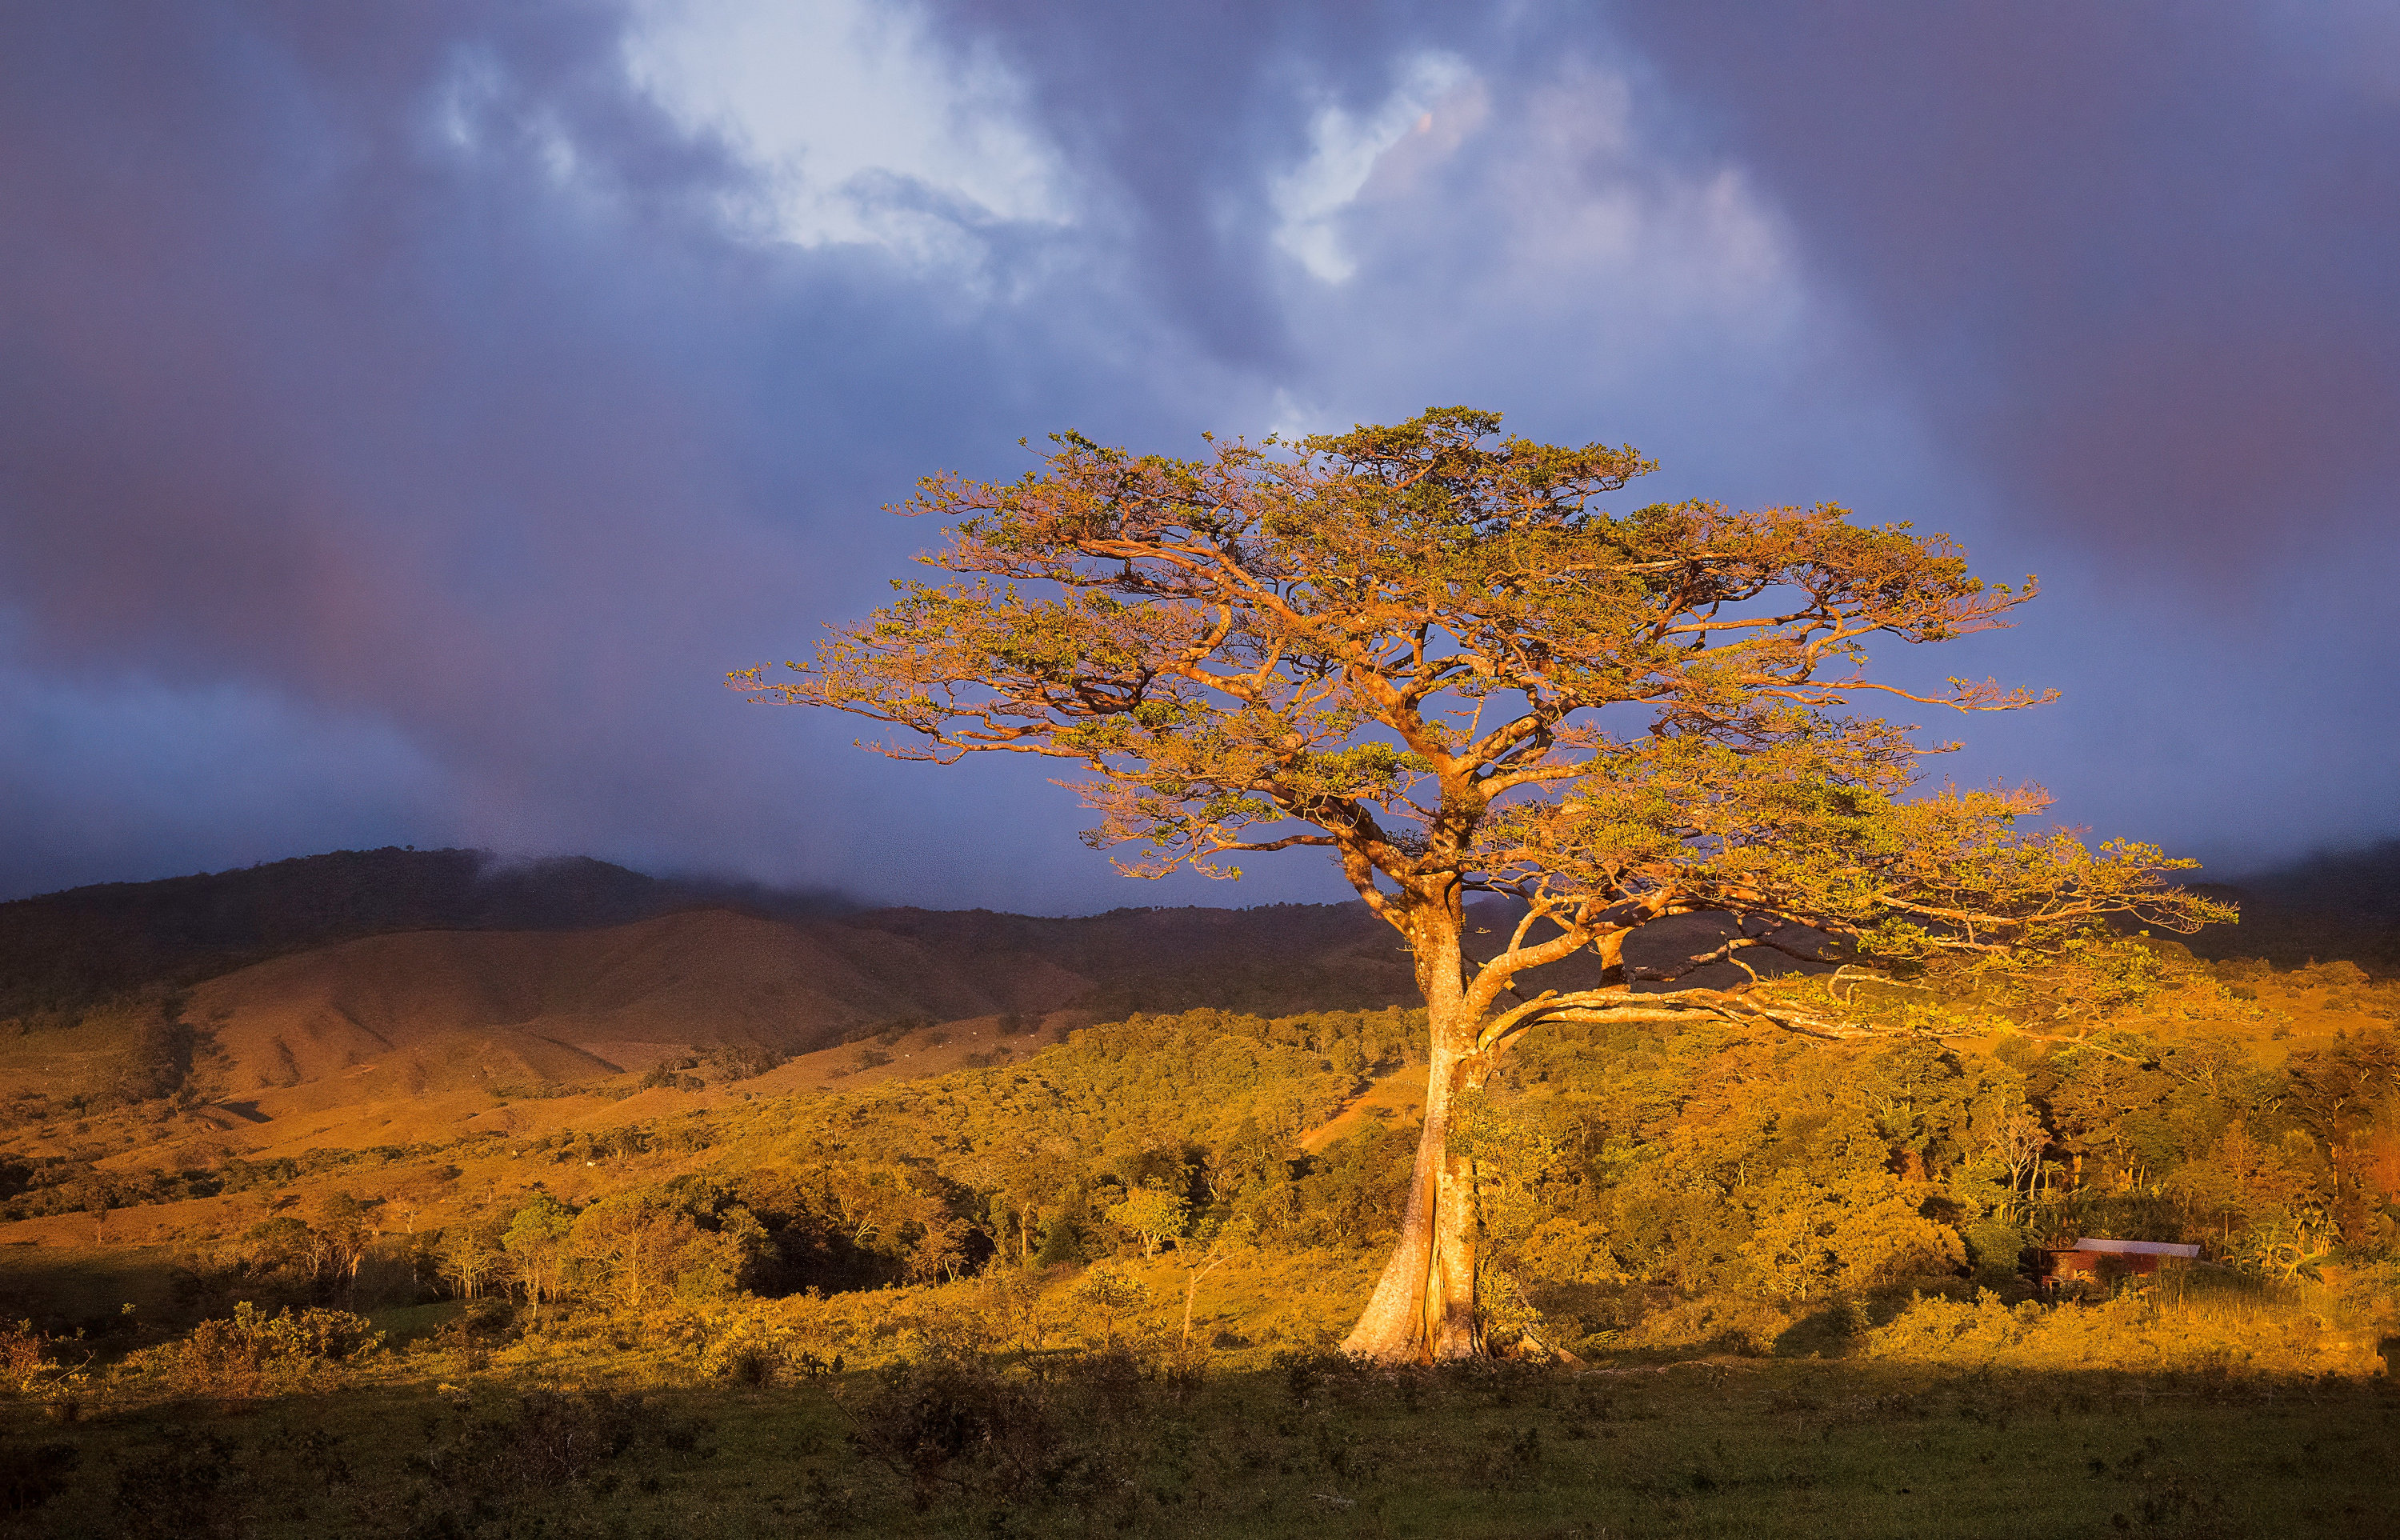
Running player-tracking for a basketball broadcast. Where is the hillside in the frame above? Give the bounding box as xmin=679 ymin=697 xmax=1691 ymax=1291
xmin=0 ymin=852 xmax=1451 ymax=1157
xmin=0 ymin=857 xmax=2392 ymax=1536
xmin=0 ymin=846 xmax=854 ymax=1026
xmin=2190 ymin=838 xmax=2400 ymax=976
xmin=7 ymin=836 xmax=2396 ymax=1164
xmin=174 ymin=906 xmax=1094 ymax=1121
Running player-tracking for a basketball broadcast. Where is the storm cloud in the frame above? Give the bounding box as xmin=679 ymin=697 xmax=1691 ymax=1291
xmin=1 ymin=1 xmax=2393 ymax=908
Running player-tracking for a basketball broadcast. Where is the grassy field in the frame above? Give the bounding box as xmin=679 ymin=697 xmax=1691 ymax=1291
xmin=4 ymin=1352 xmax=2395 ymax=1538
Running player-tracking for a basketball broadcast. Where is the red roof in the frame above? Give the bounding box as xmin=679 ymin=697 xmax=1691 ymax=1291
xmin=2072 ymin=1238 xmax=2199 ymax=1258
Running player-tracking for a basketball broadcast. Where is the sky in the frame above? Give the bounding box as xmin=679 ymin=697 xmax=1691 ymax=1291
xmin=1 ymin=0 xmax=2394 ymax=914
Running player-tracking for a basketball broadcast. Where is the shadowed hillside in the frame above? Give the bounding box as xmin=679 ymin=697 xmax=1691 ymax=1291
xmin=183 ymin=907 xmax=1095 ymax=1095
xmin=0 ymin=854 xmax=1441 ymax=1149
xmin=8 ymin=839 xmax=2394 ymax=1164
xmin=852 ymin=902 xmax=1418 ymax=1019
xmin=2190 ymin=838 xmax=2400 ymax=976
xmin=0 ymin=847 xmax=854 ymax=1025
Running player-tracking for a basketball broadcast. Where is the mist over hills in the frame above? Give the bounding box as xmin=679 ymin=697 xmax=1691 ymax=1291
xmin=0 ymin=847 xmax=854 ymax=1023
xmin=2190 ymin=838 xmax=2400 ymax=976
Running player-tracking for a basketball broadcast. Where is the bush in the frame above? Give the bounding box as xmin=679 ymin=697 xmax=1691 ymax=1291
xmin=1036 ymin=1218 xmax=1087 ymax=1268
xmin=1070 ymin=1263 xmax=1151 ymax=1346
xmin=846 ymin=1354 xmax=1060 ymax=1512
xmin=130 ymin=1302 xmax=382 ymax=1398
xmin=1862 ymin=1281 xmax=2382 ymax=1374
xmin=114 ymin=1429 xmax=245 ymax=1538
xmin=0 ymin=1319 xmax=87 ymax=1405
xmin=1961 ymin=1218 xmax=2032 ymax=1289
xmin=409 ymin=1390 xmax=705 ymax=1531
xmin=431 ymin=1298 xmax=518 ymax=1369
xmin=708 ymin=1042 xmax=786 ymax=1081
xmin=696 ymin=1304 xmax=803 ymax=1386
xmin=1625 ymin=1296 xmax=1794 ymax=1358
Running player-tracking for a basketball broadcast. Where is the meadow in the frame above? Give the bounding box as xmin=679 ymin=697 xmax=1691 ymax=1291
xmin=3 ymin=1284 xmax=2394 ymax=1538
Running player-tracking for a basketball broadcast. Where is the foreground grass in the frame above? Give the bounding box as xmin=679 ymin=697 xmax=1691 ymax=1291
xmin=5 ymin=1353 xmax=2396 ymax=1538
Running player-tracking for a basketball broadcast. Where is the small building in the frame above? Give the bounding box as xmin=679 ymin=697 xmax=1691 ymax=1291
xmin=2038 ymin=1237 xmax=2201 ymax=1293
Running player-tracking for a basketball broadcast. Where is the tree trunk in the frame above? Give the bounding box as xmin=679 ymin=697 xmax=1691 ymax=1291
xmin=1341 ymin=906 xmax=1486 ymax=1362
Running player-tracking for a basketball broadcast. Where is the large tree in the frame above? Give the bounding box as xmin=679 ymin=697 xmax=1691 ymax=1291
xmin=735 ymin=407 xmax=2226 ymax=1362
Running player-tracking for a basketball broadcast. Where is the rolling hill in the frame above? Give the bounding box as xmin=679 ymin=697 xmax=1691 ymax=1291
xmin=0 ymin=846 xmax=854 ymax=1026
xmin=0 ymin=850 xmax=1439 ymax=1153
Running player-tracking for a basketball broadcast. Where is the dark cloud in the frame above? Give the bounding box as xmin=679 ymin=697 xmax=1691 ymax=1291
xmin=930 ymin=0 xmax=1482 ymax=366
xmin=1610 ymin=1 xmax=2400 ymax=574
xmin=0 ymin=0 xmax=1280 ymax=906
xmin=0 ymin=1 xmax=2391 ymax=908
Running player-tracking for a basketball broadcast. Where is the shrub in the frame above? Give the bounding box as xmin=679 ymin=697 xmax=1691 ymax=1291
xmin=0 ymin=1319 xmax=87 ymax=1405
xmin=696 ymin=1303 xmax=803 ymax=1386
xmin=130 ymin=1302 xmax=382 ymax=1398
xmin=845 ymin=1355 xmax=1059 ymax=1512
xmin=707 ymin=1042 xmax=786 ymax=1081
xmin=114 ymin=1429 xmax=245 ymax=1539
xmin=1738 ymin=1169 xmax=1966 ymax=1301
xmin=1625 ymin=1296 xmax=1794 ymax=1358
xmin=1862 ymin=1282 xmax=2382 ymax=1374
xmin=1036 ymin=1218 xmax=1087 ymax=1267
xmin=431 ymin=1298 xmax=518 ymax=1370
xmin=1105 ymin=1188 xmax=1189 ymax=1258
xmin=1070 ymin=1263 xmax=1150 ymax=1346
xmin=0 ymin=1442 xmax=78 ymax=1516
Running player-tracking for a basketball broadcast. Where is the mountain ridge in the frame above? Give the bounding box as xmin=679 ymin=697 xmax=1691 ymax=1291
xmin=0 ymin=847 xmax=854 ymax=1024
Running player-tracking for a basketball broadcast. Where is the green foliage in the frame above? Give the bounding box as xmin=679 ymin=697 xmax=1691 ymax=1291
xmin=1105 ymin=1187 xmax=1190 ymax=1256
xmin=0 ymin=1319 xmax=87 ymax=1402
xmin=1070 ymin=1262 xmax=1151 ymax=1346
xmin=1435 ymin=1002 xmax=2400 ymax=1348
xmin=1863 ymin=1275 xmax=2366 ymax=1375
xmin=501 ymin=1193 xmax=575 ymax=1314
xmin=125 ymin=1302 xmax=381 ymax=1398
xmin=1738 ymin=1168 xmax=1965 ymax=1301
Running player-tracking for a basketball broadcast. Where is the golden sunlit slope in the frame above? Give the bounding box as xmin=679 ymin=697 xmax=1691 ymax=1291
xmin=186 ymin=906 xmax=1091 ymax=1098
